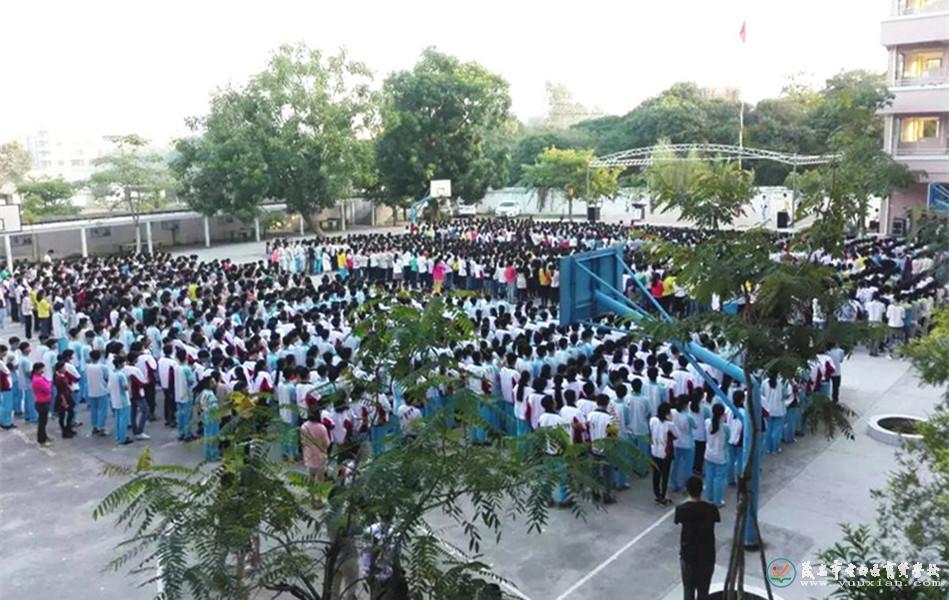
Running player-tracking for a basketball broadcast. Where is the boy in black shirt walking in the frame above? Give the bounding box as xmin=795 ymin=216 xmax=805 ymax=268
xmin=674 ymin=476 xmax=720 ymax=600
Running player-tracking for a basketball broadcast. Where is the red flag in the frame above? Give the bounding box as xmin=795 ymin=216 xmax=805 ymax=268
xmin=739 ymin=20 xmax=747 ymax=43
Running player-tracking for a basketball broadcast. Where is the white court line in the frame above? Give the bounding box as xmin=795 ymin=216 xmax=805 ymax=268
xmin=12 ymin=428 xmax=55 ymax=457
xmin=554 ymin=508 xmax=675 ymax=600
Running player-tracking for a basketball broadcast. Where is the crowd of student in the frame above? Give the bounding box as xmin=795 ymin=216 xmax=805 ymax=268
xmin=0 ymin=217 xmax=943 ymax=511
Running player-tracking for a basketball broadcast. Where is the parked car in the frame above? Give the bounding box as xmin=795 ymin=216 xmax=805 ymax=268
xmin=494 ymin=201 xmax=521 ymax=218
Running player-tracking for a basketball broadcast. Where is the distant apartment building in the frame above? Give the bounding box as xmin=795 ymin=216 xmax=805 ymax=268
xmin=880 ymin=0 xmax=949 ymax=233
xmin=25 ymin=130 xmax=111 ymax=183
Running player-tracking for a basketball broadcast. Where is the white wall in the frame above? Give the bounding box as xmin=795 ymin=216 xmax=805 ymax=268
xmin=477 ymin=186 xmax=803 ymax=228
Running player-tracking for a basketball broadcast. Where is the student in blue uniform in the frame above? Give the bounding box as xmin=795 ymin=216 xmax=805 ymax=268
xmin=85 ymin=350 xmax=110 ymax=436
xmin=197 ymin=374 xmax=220 ymax=461
xmin=108 ymin=355 xmax=132 ymax=445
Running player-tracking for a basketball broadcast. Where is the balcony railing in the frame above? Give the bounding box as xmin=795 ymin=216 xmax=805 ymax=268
xmin=896 ymin=0 xmax=949 ymax=15
xmin=894 ymin=69 xmax=949 ymax=86
xmin=895 ymin=142 xmax=949 ymax=155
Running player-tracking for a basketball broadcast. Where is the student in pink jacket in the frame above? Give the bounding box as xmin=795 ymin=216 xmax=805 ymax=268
xmin=300 ymin=410 xmax=330 ymax=481
xmin=30 ymin=363 xmax=52 ymax=445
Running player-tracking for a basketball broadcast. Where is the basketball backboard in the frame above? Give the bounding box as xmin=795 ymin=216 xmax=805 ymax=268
xmin=0 ymin=204 xmax=23 ymax=233
xmin=559 ymin=247 xmax=624 ymax=325
xmin=430 ymin=179 xmax=451 ymax=199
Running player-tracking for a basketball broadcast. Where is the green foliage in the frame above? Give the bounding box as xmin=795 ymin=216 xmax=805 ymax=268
xmin=521 ymin=147 xmax=620 ymax=207
xmin=905 ymin=308 xmax=949 ymax=392
xmin=818 ymin=524 xmax=945 ymax=599
xmin=87 ymin=134 xmax=177 ymax=217
xmin=16 ymin=177 xmax=79 ymax=223
xmin=172 ymin=89 xmax=272 ymax=223
xmin=96 ymin=295 xmax=643 ymax=600
xmin=0 ymin=140 xmax=33 ymax=185
xmin=174 ymin=44 xmax=376 ymax=227
xmin=508 ymin=130 xmax=591 ymax=185
xmin=376 ymin=48 xmax=515 ymax=204
xmin=645 ymin=143 xmax=756 ymax=230
xmin=573 ymin=82 xmax=740 ymax=155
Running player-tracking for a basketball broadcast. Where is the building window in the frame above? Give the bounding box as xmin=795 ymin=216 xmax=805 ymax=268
xmin=902 ymin=50 xmax=944 ymax=80
xmin=71 ymin=159 xmax=84 ymax=167
xmin=900 ymin=117 xmax=940 ymax=143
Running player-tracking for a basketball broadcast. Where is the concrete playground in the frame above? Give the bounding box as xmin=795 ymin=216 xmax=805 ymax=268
xmin=0 ymin=238 xmax=941 ymax=600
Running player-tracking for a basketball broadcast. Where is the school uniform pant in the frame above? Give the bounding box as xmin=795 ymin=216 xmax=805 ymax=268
xmin=163 ymin=387 xmax=176 ymax=426
xmin=114 ymin=406 xmax=131 ymax=443
xmin=549 ymin=459 xmax=568 ymax=504
xmin=144 ymin=383 xmax=157 ymax=419
xmin=131 ymin=398 xmax=148 ymax=435
xmin=692 ymin=440 xmax=706 ymax=475
xmin=57 ymin=406 xmax=75 ymax=435
xmin=632 ymin=434 xmax=650 ymax=476
xmin=680 ymin=559 xmax=714 ymax=600
xmin=21 ymin=389 xmax=37 ymax=422
xmin=0 ymin=390 xmax=13 ymax=427
xmin=36 ymin=403 xmax=50 ymax=444
xmin=203 ymin=416 xmax=220 ymax=461
xmin=23 ymin=315 xmax=33 ymax=339
xmin=831 ymin=376 xmax=841 ymax=403
xmin=89 ymin=395 xmax=109 ymax=431
xmin=704 ymin=460 xmax=727 ymax=506
xmin=783 ymin=407 xmax=800 ymax=443
xmin=651 ymin=454 xmax=672 ymax=500
xmin=726 ymin=444 xmax=742 ymax=485
xmin=176 ymin=400 xmax=193 ymax=438
xmin=672 ymin=447 xmax=694 ymax=491
xmin=375 ymin=420 xmax=397 ymax=455
xmin=766 ymin=416 xmax=785 ymax=453
xmin=515 ymin=418 xmax=531 ymax=437
xmin=281 ymin=418 xmax=299 ymax=460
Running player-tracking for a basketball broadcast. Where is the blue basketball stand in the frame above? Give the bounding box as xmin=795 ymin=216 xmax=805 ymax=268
xmin=559 ymin=247 xmax=763 ymax=549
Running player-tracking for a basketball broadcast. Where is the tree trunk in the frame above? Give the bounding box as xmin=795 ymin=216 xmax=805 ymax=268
xmin=302 ymin=212 xmax=324 ymax=236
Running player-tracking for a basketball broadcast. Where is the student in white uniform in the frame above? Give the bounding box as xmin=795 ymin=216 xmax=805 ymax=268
xmin=537 ymin=396 xmax=569 ymax=506
xmin=587 ymin=394 xmax=617 ymax=504
xmin=703 ymin=403 xmax=729 ymax=507
xmin=761 ymin=373 xmax=790 ymax=455
xmin=649 ymin=402 xmax=676 ymax=505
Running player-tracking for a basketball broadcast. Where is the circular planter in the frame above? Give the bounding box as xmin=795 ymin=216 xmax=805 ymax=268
xmin=709 ymin=583 xmax=783 ymax=600
xmin=867 ymin=414 xmax=926 ymax=446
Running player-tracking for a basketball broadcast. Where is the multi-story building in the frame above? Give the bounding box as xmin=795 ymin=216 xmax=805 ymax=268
xmin=24 ymin=129 xmax=111 ymax=183
xmin=880 ymin=0 xmax=949 ymax=233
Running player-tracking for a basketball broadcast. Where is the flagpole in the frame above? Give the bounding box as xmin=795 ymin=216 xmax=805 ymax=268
xmin=738 ymin=18 xmax=746 ymax=170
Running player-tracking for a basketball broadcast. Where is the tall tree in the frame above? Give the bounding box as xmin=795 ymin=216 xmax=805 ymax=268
xmin=174 ymin=44 xmax=375 ymax=232
xmin=17 ymin=177 xmax=78 ymax=221
xmin=508 ymin=129 xmax=591 ymax=185
xmin=17 ymin=177 xmax=78 ymax=261
xmin=376 ymin=48 xmax=515 ymax=205
xmin=172 ymin=89 xmax=273 ymax=224
xmin=521 ymin=147 xmax=621 ymax=217
xmin=0 ymin=141 xmax=32 ymax=186
xmin=87 ymin=135 xmax=177 ymax=253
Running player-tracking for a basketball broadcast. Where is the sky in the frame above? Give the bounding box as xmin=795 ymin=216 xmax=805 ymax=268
xmin=1 ymin=0 xmax=890 ymax=146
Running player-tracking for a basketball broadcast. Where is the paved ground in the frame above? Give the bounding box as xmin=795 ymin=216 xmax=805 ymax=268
xmin=0 ymin=234 xmax=942 ymax=600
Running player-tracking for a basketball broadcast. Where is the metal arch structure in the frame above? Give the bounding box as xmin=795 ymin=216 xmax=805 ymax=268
xmin=589 ymin=143 xmax=838 ymax=168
